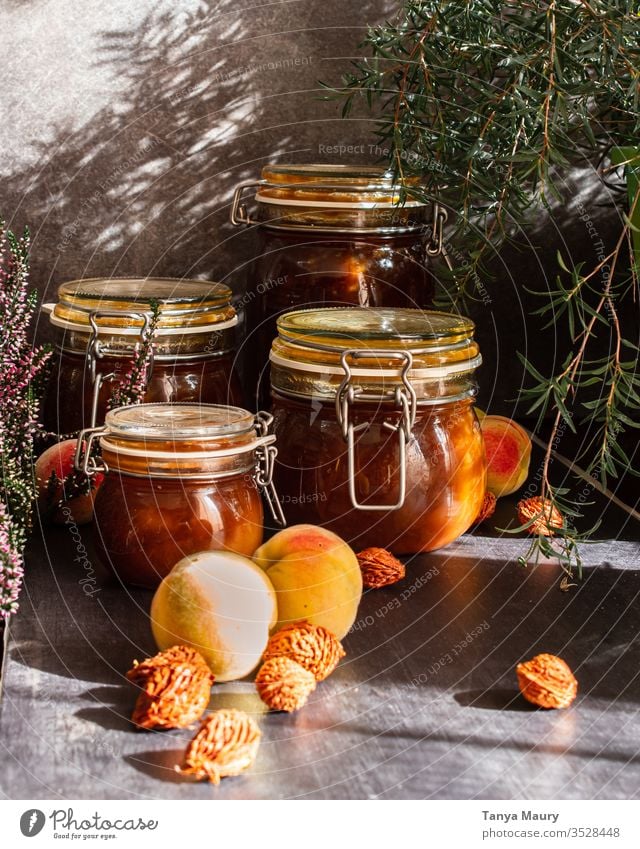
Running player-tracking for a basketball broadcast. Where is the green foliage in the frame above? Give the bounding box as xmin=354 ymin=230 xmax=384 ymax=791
xmin=334 ymin=1 xmax=640 ymax=576
xmin=339 ymin=1 xmax=639 ymax=218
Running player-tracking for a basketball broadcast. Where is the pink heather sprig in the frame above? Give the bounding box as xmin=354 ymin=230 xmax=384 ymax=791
xmin=46 ymin=299 xmax=161 ymax=516
xmin=107 ymin=298 xmax=160 ymax=411
xmin=0 ymin=502 xmax=24 ymax=619
xmin=0 ymin=221 xmax=52 ymax=620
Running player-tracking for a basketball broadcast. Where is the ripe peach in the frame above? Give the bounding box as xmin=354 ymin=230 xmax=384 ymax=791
xmin=480 ymin=415 xmax=532 ymax=497
xmin=34 ymin=439 xmax=103 ymax=525
xmin=253 ymin=525 xmax=363 ymax=639
xmin=151 ymin=551 xmax=277 ymax=681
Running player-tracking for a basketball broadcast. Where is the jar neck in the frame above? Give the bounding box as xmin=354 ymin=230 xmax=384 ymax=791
xmin=271 ymin=387 xmax=477 ymax=411
xmin=257 ymin=228 xmax=429 ymax=244
xmin=256 ymin=206 xmax=431 ymax=234
xmin=101 ymin=421 xmax=266 ymax=476
xmin=54 ymin=326 xmax=236 ymax=358
xmin=100 ymin=443 xmax=260 ymax=479
xmin=270 ymin=357 xmax=479 ymax=405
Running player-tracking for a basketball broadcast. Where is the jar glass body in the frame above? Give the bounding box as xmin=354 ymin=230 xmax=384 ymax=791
xmin=43 ymin=277 xmax=241 ymax=433
xmin=93 ymin=471 xmax=263 ymax=589
xmin=245 ymin=229 xmax=434 ymax=407
xmin=44 ymin=345 xmax=243 ymax=434
xmin=271 ymin=392 xmax=486 ymax=553
xmin=83 ymin=402 xmax=277 ymax=589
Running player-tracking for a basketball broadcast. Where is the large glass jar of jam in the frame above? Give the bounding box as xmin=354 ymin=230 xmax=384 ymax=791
xmin=78 ymin=403 xmax=284 ymax=589
xmin=231 ymin=164 xmax=446 ymax=406
xmin=43 ymin=278 xmax=243 ymax=434
xmin=270 ymin=308 xmax=486 ymax=554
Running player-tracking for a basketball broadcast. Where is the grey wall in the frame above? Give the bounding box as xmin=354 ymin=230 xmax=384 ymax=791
xmin=3 ymin=0 xmax=397 ymax=325
xmin=2 ymin=0 xmax=627 ymax=423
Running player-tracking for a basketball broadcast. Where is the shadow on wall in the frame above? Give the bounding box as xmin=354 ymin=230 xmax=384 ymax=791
xmin=3 ymin=0 xmax=392 ymax=342
xmin=4 ymin=0 xmax=634 ymax=491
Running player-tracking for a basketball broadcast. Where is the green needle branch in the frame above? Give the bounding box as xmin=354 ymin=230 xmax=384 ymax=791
xmin=329 ymin=0 xmax=640 ymax=575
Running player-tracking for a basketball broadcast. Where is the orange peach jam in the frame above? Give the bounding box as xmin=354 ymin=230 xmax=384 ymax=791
xmin=270 ymin=308 xmax=487 ymax=554
xmin=84 ymin=403 xmax=281 ymax=588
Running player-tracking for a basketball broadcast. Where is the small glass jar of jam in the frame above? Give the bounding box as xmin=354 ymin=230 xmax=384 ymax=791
xmin=270 ymin=308 xmax=486 ymax=554
xmin=231 ymin=164 xmax=446 ymax=406
xmin=43 ymin=277 xmax=243 ymax=434
xmin=77 ymin=403 xmax=285 ymax=588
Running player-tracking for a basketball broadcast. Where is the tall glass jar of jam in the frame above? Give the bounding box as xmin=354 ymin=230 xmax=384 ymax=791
xmin=43 ymin=278 xmax=243 ymax=434
xmin=270 ymin=308 xmax=486 ymax=554
xmin=77 ymin=403 xmax=284 ymax=589
xmin=231 ymin=164 xmax=447 ymax=406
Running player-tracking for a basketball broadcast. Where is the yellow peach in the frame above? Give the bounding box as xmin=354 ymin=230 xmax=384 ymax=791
xmin=150 ymin=551 xmax=277 ymax=682
xmin=253 ymin=525 xmax=362 ymax=639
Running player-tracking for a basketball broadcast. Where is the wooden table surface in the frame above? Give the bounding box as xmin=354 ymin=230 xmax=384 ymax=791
xmin=1 ymin=493 xmax=639 ymax=800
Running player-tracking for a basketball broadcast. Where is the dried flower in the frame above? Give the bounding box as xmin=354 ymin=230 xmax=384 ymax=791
xmin=356 ymin=547 xmax=405 ymax=589
xmin=177 ymin=709 xmax=261 ymax=784
xmin=263 ymin=621 xmax=345 ymax=682
xmin=255 ymin=656 xmax=316 ymax=712
xmin=474 ymin=491 xmax=496 ymax=525
xmin=517 ymin=497 xmax=564 ymax=537
xmin=127 ymin=645 xmax=214 ymax=730
xmin=516 ymin=653 xmax=578 ymax=709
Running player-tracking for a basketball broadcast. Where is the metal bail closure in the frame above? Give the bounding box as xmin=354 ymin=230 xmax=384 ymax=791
xmin=87 ymin=309 xmax=154 ymax=428
xmin=74 ymin=426 xmax=109 ymax=477
xmin=254 ymin=412 xmax=286 ymax=526
xmin=230 ymin=180 xmax=268 ymax=226
xmin=426 ymin=203 xmax=448 ymax=257
xmin=335 ymin=349 xmax=417 ymax=512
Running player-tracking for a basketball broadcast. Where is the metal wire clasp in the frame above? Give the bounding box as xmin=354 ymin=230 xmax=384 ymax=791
xmin=426 ymin=203 xmax=448 ymax=257
xmin=74 ymin=426 xmax=108 ymax=477
xmin=335 ymin=350 xmax=417 ymax=511
xmin=254 ymin=411 xmax=286 ymax=526
xmin=230 ymin=180 xmax=269 ymax=226
xmin=86 ymin=309 xmax=154 ymax=428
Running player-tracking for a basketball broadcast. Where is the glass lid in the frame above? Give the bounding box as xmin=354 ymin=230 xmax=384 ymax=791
xmin=49 ymin=277 xmax=235 ymax=330
xmin=271 ymin=307 xmax=480 ymax=379
xmin=277 ymin=308 xmax=475 ymax=351
xmin=104 ymin=403 xmax=255 ymax=440
xmin=257 ymin=163 xmax=425 ymax=207
xmin=262 ymin=164 xmax=404 ymax=187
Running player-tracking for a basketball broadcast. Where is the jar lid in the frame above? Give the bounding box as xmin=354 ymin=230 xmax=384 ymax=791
xmin=278 ymin=307 xmax=473 ymax=348
xmin=45 ymin=277 xmax=237 ymax=335
xmin=257 ymin=163 xmax=426 ymax=209
xmin=263 ymin=164 xmax=392 ymax=183
xmin=104 ymin=402 xmax=256 ymax=441
xmin=93 ymin=403 xmax=276 ymax=478
xmin=270 ymin=307 xmax=481 ymax=400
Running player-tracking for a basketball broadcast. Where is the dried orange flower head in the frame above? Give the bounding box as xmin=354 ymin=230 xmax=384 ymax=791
xmin=517 ymin=496 xmax=563 ymax=537
xmin=126 ymin=645 xmax=214 ymax=731
xmin=177 ymin=708 xmax=261 ymax=784
xmin=263 ymin=621 xmax=345 ymax=682
xmin=255 ymin=655 xmax=316 ymax=712
xmin=474 ymin=491 xmax=497 ymax=525
xmin=356 ymin=547 xmax=405 ymax=589
xmin=516 ymin=653 xmax=578 ymax=709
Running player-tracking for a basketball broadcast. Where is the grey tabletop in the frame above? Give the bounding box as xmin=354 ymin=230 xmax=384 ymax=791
xmin=1 ymin=510 xmax=639 ymax=800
